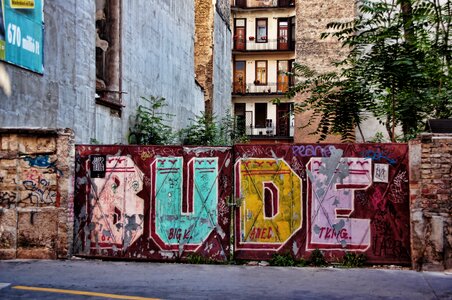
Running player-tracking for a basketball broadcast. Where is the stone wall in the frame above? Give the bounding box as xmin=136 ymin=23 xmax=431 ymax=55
xmin=410 ymin=134 xmax=452 ymax=271
xmin=0 ymin=128 xmax=75 ymax=259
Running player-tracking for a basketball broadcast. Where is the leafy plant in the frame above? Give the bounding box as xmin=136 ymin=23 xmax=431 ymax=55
xmin=128 ymin=96 xmax=175 ymax=145
xmin=341 ymin=252 xmax=367 ymax=268
xmin=178 ymin=110 xmax=248 ymax=146
xmin=309 ymin=249 xmax=327 ymax=267
xmin=269 ymin=252 xmax=307 ymax=267
xmin=90 ymin=138 xmax=101 ymax=145
xmin=370 ymin=132 xmax=386 ymax=143
xmin=186 ymin=253 xmax=219 ymax=265
xmin=269 ymin=253 xmax=296 ymax=266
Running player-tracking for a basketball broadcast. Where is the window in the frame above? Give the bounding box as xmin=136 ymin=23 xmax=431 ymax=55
xmin=255 ymin=61 xmax=267 ymax=85
xmin=277 ymin=60 xmax=289 ymax=93
xmin=96 ymin=0 xmax=122 ymax=109
xmin=255 ymin=103 xmax=268 ymax=128
xmin=234 ymin=19 xmax=246 ymax=51
xmin=233 ymin=61 xmax=246 ymax=93
xmin=256 ymin=18 xmax=268 ymax=43
xmin=234 ymin=103 xmax=246 ymax=135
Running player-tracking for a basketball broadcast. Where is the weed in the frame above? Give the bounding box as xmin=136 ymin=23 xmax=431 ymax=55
xmin=186 ymin=253 xmax=219 ymax=265
xmin=128 ymin=96 xmax=175 ymax=145
xmin=341 ymin=252 xmax=367 ymax=268
xmin=178 ymin=110 xmax=248 ymax=146
xmin=269 ymin=253 xmax=296 ymax=266
xmin=309 ymin=249 xmax=327 ymax=267
xmin=269 ymin=253 xmax=307 ymax=267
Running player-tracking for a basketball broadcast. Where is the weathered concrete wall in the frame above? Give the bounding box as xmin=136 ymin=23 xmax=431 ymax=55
xmin=0 ymin=128 xmax=75 ymax=259
xmin=99 ymin=0 xmax=204 ymax=144
xmin=0 ymin=2 xmax=97 ymax=144
xmin=293 ymin=0 xmax=355 ymax=143
xmin=410 ymin=134 xmax=452 ymax=271
xmin=0 ymin=1 xmax=206 ymax=145
xmin=213 ymin=10 xmax=232 ymax=118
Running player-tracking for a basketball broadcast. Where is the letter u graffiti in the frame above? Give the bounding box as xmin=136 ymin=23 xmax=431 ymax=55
xmin=235 ymin=158 xmax=302 ymax=250
xmin=150 ymin=157 xmax=218 ymax=251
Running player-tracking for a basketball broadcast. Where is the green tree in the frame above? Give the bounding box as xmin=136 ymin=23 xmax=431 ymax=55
xmin=279 ymin=0 xmax=451 ymax=142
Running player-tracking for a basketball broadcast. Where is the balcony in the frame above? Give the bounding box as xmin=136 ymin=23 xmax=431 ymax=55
xmin=231 ymin=0 xmax=295 ymax=9
xmin=235 ymin=116 xmax=294 ymax=141
xmin=232 ymin=82 xmax=292 ymax=95
xmin=233 ymin=38 xmax=295 ymax=52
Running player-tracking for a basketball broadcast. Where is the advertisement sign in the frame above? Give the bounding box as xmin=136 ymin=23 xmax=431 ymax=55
xmin=0 ymin=0 xmax=43 ymax=73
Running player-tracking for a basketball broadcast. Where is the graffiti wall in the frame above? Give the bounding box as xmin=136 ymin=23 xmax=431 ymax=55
xmin=234 ymin=144 xmax=411 ymax=264
xmin=74 ymin=143 xmax=410 ymax=264
xmin=0 ymin=128 xmax=74 ymax=259
xmin=73 ymin=146 xmax=232 ymax=261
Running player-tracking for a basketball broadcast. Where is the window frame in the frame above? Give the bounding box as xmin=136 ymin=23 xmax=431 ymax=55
xmin=255 ymin=18 xmax=268 ymax=43
xmin=255 ymin=60 xmax=268 ymax=85
xmin=95 ymin=0 xmax=123 ymax=111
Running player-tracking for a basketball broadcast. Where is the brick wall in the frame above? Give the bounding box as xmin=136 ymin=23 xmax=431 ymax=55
xmin=293 ymin=0 xmax=356 ymax=143
xmin=194 ymin=0 xmax=215 ymax=114
xmin=0 ymin=128 xmax=75 ymax=259
xmin=410 ymin=134 xmax=452 ymax=271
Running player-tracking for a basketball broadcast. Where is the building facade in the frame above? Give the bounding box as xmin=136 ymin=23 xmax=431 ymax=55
xmin=231 ymin=0 xmax=357 ymax=143
xmin=231 ymin=0 xmax=296 ymax=144
xmin=0 ymin=1 xmax=231 ymax=144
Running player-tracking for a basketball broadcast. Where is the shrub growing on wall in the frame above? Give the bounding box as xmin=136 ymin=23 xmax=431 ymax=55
xmin=128 ymin=96 xmax=175 ymax=145
xmin=178 ymin=111 xmax=249 ymax=146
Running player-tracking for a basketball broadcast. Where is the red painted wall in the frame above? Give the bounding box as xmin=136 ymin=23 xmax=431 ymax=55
xmin=74 ymin=145 xmax=232 ymax=262
xmin=74 ymin=144 xmax=410 ymax=264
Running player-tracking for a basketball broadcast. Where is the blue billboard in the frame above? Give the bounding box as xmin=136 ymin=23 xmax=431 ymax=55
xmin=0 ymin=0 xmax=44 ymax=74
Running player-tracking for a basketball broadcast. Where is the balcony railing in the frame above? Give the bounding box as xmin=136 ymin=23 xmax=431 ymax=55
xmin=236 ymin=116 xmax=294 ymax=138
xmin=233 ymin=82 xmax=292 ymax=94
xmin=232 ymin=0 xmax=295 ymax=9
xmin=233 ymin=38 xmax=295 ymax=52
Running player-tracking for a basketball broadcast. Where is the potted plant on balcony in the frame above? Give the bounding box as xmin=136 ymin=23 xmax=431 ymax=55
xmin=249 ymin=36 xmax=255 ymax=41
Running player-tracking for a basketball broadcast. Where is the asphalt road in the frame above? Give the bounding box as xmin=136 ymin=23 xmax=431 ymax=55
xmin=0 ymin=259 xmax=451 ymax=299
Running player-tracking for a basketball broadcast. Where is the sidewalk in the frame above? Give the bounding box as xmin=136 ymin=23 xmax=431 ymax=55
xmin=0 ymin=259 xmax=451 ymax=299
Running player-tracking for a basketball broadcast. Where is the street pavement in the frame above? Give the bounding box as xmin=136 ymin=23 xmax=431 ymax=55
xmin=0 ymin=259 xmax=451 ymax=299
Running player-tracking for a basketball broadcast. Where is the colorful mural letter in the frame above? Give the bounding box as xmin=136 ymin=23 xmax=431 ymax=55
xmin=307 ymin=148 xmax=372 ymax=251
xmin=90 ymin=156 xmax=144 ymax=250
xmin=235 ymin=158 xmax=302 ymax=250
xmin=151 ymin=157 xmax=219 ymax=251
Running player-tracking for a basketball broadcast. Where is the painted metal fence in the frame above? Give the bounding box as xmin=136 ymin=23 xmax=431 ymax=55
xmin=74 ymin=146 xmax=232 ymax=261
xmin=74 ymin=144 xmax=410 ymax=264
xmin=234 ymin=144 xmax=410 ymax=264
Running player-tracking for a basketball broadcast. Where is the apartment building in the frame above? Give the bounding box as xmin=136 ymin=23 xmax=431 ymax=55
xmin=231 ymin=0 xmax=295 ymax=143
